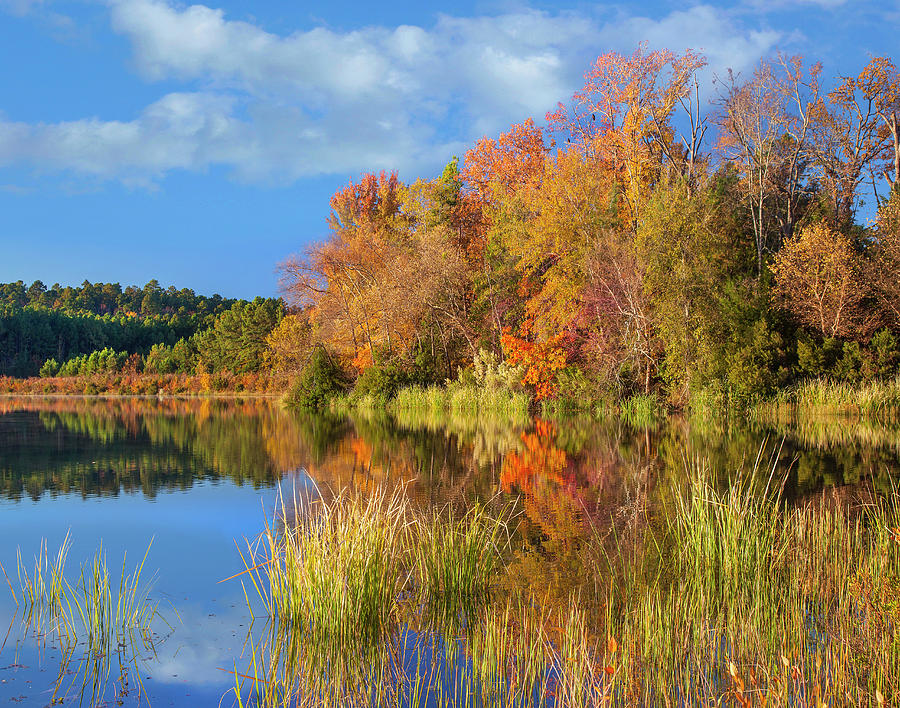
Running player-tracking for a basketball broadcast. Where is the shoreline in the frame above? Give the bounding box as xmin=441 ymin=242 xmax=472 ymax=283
xmin=0 ymin=391 xmax=281 ymax=400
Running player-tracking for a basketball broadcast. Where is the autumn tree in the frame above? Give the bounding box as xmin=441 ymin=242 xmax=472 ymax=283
xmin=400 ymin=166 xmax=479 ymax=367
xmin=809 ymin=60 xmax=895 ymax=230
xmin=636 ymin=180 xmax=732 ymax=401
xmin=283 ymin=166 xmax=490 ymax=377
xmin=460 ymin=121 xmax=549 ymax=350
xmin=280 ymin=172 xmax=414 ymax=367
xmin=581 ymin=234 xmax=656 ymax=394
xmin=548 ymin=45 xmax=708 ymax=227
xmin=772 ymin=222 xmax=867 ymax=338
xmin=852 ymin=57 xmax=900 ymax=193
xmin=265 ymin=313 xmax=313 ymax=373
xmin=504 ymin=148 xmax=619 ymax=341
xmin=716 ymin=54 xmax=821 ymax=274
xmin=461 ymin=119 xmax=548 ymax=209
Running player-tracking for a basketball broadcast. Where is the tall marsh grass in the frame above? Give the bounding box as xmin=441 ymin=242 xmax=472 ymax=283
xmin=262 ymin=489 xmax=410 ymax=686
xmin=6 ymin=537 xmax=160 ymax=650
xmin=392 ymin=384 xmax=531 ymax=424
xmin=617 ymin=394 xmax=664 ymax=428
xmin=235 ymin=487 xmax=511 ymax=702
xmin=754 ymin=375 xmax=900 ymax=423
xmin=415 ymin=504 xmax=510 ymax=627
xmin=4 ymin=537 xmax=166 ymax=705
xmin=231 ymin=462 xmax=900 ymax=707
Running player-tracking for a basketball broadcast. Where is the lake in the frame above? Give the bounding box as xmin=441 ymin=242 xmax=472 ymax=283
xmin=1 ymin=396 xmax=898 ymax=706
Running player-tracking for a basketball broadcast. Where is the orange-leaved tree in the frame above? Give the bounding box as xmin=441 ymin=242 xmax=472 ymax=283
xmin=461 ymin=118 xmax=548 ymax=209
xmin=280 ymin=172 xmax=415 ymax=367
xmin=548 ymin=44 xmax=707 ymax=228
xmin=460 ymin=120 xmax=550 ymax=349
xmin=504 ymin=147 xmax=619 ymax=342
xmin=501 ymin=327 xmax=569 ymax=400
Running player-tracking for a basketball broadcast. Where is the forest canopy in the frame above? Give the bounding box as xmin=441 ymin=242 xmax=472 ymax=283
xmin=278 ymin=46 xmax=900 ymax=407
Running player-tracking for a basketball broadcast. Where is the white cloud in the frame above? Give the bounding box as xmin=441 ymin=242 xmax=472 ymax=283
xmin=599 ymin=6 xmax=781 ymax=76
xmin=0 ymin=0 xmax=782 ymax=184
xmin=0 ymin=0 xmax=76 ymax=34
xmin=0 ymin=92 xmax=464 ymax=184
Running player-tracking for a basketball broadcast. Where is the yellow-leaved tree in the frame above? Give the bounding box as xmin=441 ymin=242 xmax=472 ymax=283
xmin=773 ymin=222 xmax=867 ymax=338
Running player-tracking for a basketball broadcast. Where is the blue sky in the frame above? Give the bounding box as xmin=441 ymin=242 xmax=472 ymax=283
xmin=0 ymin=0 xmax=896 ymax=299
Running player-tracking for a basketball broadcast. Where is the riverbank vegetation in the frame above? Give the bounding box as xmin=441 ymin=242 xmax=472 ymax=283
xmin=0 ymin=279 xmax=286 ymax=392
xmin=232 ymin=465 xmax=900 ymax=706
xmin=753 ymin=375 xmax=900 ymax=424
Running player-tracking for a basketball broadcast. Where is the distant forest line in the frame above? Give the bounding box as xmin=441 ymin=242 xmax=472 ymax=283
xmin=0 ymin=279 xmax=289 ymax=382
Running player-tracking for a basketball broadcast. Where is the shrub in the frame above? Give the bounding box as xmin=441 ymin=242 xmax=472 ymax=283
xmin=726 ymin=319 xmax=789 ymax=400
xmin=833 ymin=341 xmax=864 ymax=383
xmin=285 ymin=347 xmax=345 ymax=411
xmin=470 ymin=348 xmax=524 ymax=392
xmin=868 ymin=329 xmax=900 ymax=379
xmin=351 ymin=362 xmax=408 ymax=406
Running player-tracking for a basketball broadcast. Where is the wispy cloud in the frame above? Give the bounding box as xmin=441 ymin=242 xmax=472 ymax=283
xmin=743 ymin=0 xmax=850 ymax=9
xmin=0 ymin=0 xmax=43 ymax=16
xmin=0 ymin=183 xmax=34 ymax=194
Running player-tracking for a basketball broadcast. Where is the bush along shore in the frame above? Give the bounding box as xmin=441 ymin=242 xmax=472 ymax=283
xmin=283 ymin=345 xmax=675 ymax=427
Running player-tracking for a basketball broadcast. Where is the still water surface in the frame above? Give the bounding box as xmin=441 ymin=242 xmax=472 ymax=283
xmin=0 ymin=396 xmax=897 ymax=706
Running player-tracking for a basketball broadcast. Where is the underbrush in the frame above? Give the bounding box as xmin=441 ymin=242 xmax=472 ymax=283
xmin=0 ymin=371 xmax=288 ymax=396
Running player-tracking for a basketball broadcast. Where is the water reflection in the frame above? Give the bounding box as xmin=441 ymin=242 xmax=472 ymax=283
xmin=0 ymin=397 xmax=303 ymax=500
xmin=1 ymin=395 xmax=898 ymax=506
xmin=1 ymin=396 xmax=899 ymax=705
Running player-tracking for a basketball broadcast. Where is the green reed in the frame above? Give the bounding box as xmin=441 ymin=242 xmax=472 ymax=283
xmin=7 ymin=532 xmax=73 ymax=638
xmin=231 ymin=465 xmax=900 ymax=707
xmin=246 ymin=488 xmax=412 ymax=695
xmin=392 ymin=384 xmax=531 ymax=424
xmin=6 ymin=536 xmax=161 ymax=650
xmin=589 ymin=463 xmax=900 ymax=706
xmin=4 ymin=537 xmax=165 ymax=706
xmin=233 ymin=487 xmax=515 ymax=705
xmin=415 ymin=503 xmax=510 ymax=627
xmin=754 ymin=375 xmax=900 ymax=423
xmin=617 ymin=394 xmax=664 ymax=428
